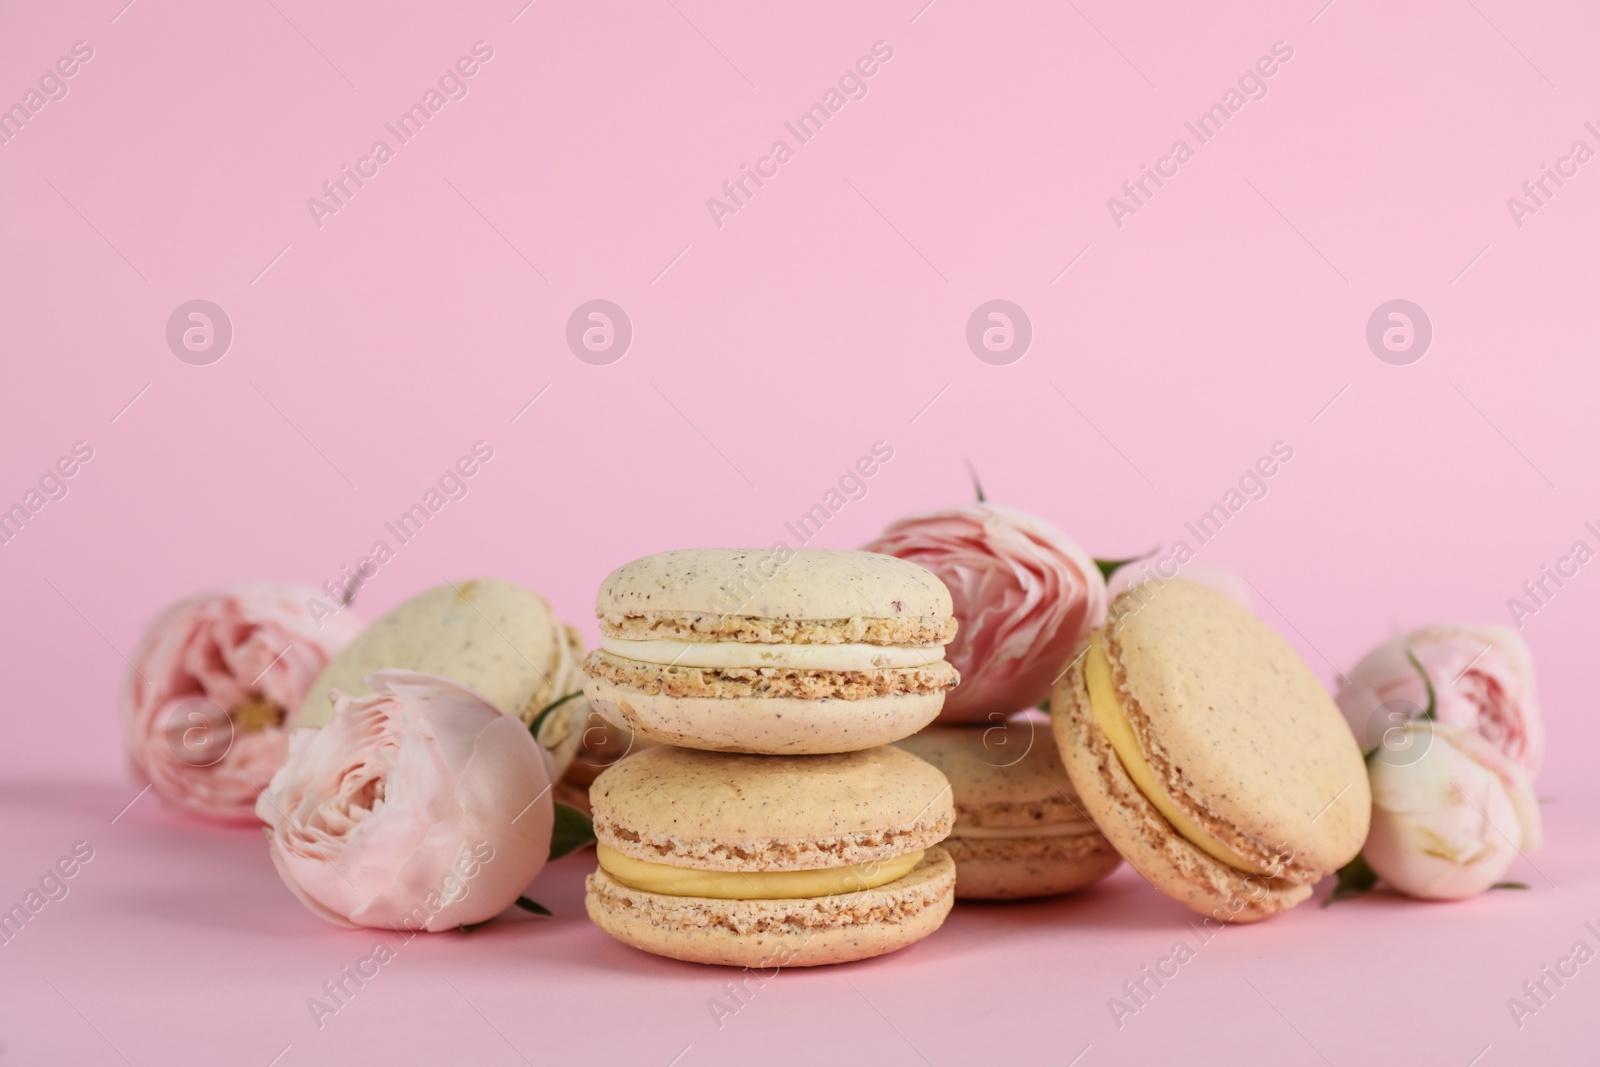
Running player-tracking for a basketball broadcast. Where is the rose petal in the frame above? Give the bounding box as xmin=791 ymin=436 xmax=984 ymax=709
xmin=865 ymin=503 xmax=1106 ymax=720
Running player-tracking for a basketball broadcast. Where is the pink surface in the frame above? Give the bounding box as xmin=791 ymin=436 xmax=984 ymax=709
xmin=1 ymin=0 xmax=1597 ymax=1063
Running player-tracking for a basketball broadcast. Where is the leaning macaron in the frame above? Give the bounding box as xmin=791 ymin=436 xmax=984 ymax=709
xmin=1053 ymin=580 xmax=1369 ymax=922
xmin=301 ymin=578 xmax=588 ymax=775
xmin=553 ymin=705 xmax=657 ymax=815
xmin=582 ymin=548 xmax=959 ymax=754
xmin=585 ymin=745 xmax=956 ymax=967
xmin=895 ymin=721 xmax=1121 ymax=900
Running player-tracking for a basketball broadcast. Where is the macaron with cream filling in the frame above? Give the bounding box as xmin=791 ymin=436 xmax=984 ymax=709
xmin=1053 ymin=580 xmax=1370 ymax=922
xmin=582 ymin=548 xmax=959 ymax=754
xmin=895 ymin=721 xmax=1121 ymax=899
xmin=585 ymin=744 xmax=956 ymax=967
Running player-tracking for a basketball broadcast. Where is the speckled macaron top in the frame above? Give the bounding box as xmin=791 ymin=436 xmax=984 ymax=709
xmin=590 ymin=745 xmax=953 ymax=872
xmin=300 ymin=578 xmax=584 ymax=731
xmin=595 ymin=548 xmax=955 ymax=644
xmin=1106 ymin=580 xmax=1368 ymax=877
xmin=894 ymin=721 xmax=1092 ymax=831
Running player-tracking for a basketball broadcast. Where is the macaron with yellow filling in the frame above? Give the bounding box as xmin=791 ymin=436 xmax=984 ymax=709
xmin=1052 ymin=580 xmax=1369 ymax=922
xmin=895 ymin=721 xmax=1121 ymax=899
xmin=582 ymin=548 xmax=959 ymax=754
xmin=585 ymin=744 xmax=956 ymax=967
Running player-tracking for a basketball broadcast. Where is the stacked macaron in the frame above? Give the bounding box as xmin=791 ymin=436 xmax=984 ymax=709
xmin=581 ymin=548 xmax=962 ymax=967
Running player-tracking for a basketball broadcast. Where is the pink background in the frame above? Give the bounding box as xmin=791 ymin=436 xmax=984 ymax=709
xmin=2 ymin=0 xmax=1597 ymax=1063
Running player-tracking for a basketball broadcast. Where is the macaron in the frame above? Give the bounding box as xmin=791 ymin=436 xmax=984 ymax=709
xmin=585 ymin=744 xmax=956 ymax=967
xmin=301 ymin=578 xmax=588 ymax=775
xmin=895 ymin=721 xmax=1121 ymax=900
xmin=1053 ymin=580 xmax=1369 ymax=922
xmin=582 ymin=548 xmax=959 ymax=754
xmin=552 ymin=705 xmax=656 ymax=815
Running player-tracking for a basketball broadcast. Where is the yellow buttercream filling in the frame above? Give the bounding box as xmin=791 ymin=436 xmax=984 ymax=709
xmin=596 ymin=844 xmax=923 ymax=899
xmin=599 ymin=637 xmax=944 ymax=671
xmin=1083 ymin=634 xmax=1264 ymax=874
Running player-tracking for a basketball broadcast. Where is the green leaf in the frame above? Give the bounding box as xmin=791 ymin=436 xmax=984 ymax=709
xmin=965 ymin=460 xmax=986 ymax=503
xmin=1094 ymin=549 xmax=1157 ymax=584
xmin=1037 ymin=698 xmax=1050 ymax=714
xmin=549 ymin=801 xmax=597 ymax=860
xmin=1324 ymin=853 xmax=1379 ymax=907
xmin=457 ymin=919 xmax=492 ymax=933
xmin=514 ymin=896 xmax=552 ymax=916
xmin=1490 ymin=882 xmax=1530 ymax=891
xmin=1406 ymin=649 xmax=1437 ymax=721
xmin=529 ymin=691 xmax=583 ymax=746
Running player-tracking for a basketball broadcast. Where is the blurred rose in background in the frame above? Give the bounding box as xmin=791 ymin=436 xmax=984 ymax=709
xmin=1337 ymin=625 xmax=1541 ymax=775
xmin=865 ymin=503 xmax=1105 ymax=722
xmin=121 ymin=583 xmax=360 ymax=821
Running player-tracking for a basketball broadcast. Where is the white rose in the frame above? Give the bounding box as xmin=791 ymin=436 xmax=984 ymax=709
xmin=1363 ymin=722 xmax=1541 ymax=901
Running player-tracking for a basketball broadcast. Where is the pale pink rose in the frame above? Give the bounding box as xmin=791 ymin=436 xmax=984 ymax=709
xmin=1107 ymin=562 xmax=1254 ymax=612
xmin=864 ymin=503 xmax=1107 ymax=721
xmin=256 ymin=670 xmax=554 ymax=931
xmin=1336 ymin=625 xmax=1542 ymax=775
xmin=120 ymin=583 xmax=361 ymax=822
xmin=1364 ymin=723 xmax=1542 ymax=900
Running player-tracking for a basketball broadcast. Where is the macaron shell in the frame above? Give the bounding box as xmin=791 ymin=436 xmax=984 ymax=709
xmin=893 ymin=720 xmax=1083 ymax=825
xmin=558 ymin=708 xmax=654 ymax=792
xmin=585 ymin=847 xmax=955 ymax=967
xmin=585 ymin=675 xmax=944 ymax=754
xmin=590 ymin=745 xmax=953 ymax=872
xmin=895 ymin=722 xmax=1121 ymax=899
xmin=942 ymin=833 xmax=1123 ymax=901
xmin=1109 ymin=581 xmax=1369 ymax=875
xmin=300 ymin=579 xmax=586 ymax=775
xmin=532 ymin=704 xmax=586 ymax=782
xmin=551 ymin=778 xmax=593 ymax=817
xmin=1054 ymin=652 xmax=1311 ymax=922
xmin=596 ymin=548 xmax=953 ymax=623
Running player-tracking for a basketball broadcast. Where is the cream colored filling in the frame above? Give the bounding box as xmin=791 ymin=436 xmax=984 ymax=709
xmin=599 ymin=637 xmax=945 ymax=670
xmin=1084 ymin=634 xmax=1265 ymax=874
xmin=596 ymin=844 xmax=922 ymax=899
xmin=950 ymin=821 xmax=1098 ymax=840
